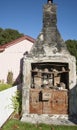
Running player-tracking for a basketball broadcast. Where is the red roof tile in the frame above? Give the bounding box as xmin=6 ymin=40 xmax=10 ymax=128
xmin=0 ymin=35 xmax=35 ymax=52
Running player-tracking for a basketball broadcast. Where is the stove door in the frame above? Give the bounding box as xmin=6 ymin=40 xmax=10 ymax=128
xmin=30 ymin=89 xmax=68 ymax=114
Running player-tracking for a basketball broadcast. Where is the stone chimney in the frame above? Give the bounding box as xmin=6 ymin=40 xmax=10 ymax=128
xmin=28 ymin=1 xmax=69 ymax=57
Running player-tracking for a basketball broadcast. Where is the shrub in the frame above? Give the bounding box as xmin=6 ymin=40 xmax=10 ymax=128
xmin=7 ymin=71 xmax=13 ymax=85
xmin=11 ymin=90 xmax=22 ymax=115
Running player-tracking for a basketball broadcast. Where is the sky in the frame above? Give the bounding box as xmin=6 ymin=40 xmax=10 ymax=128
xmin=0 ymin=0 xmax=77 ymax=41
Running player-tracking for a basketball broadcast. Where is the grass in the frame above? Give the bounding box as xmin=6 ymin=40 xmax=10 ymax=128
xmin=0 ymin=84 xmax=12 ymax=91
xmin=1 ymin=119 xmax=77 ymax=130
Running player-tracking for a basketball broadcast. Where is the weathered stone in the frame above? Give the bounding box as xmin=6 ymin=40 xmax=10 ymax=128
xmin=21 ymin=1 xmax=77 ymax=125
xmin=29 ymin=3 xmax=69 ymax=57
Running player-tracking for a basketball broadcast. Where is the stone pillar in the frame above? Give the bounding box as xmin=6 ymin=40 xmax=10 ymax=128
xmin=22 ymin=58 xmax=31 ymax=114
xmin=68 ymin=56 xmax=77 ymax=115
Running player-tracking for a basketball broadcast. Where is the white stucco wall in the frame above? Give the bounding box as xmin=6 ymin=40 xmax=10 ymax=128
xmin=0 ymin=86 xmax=17 ymax=127
xmin=0 ymin=39 xmax=33 ymax=83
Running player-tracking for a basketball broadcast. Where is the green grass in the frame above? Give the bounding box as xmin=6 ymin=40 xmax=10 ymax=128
xmin=1 ymin=119 xmax=77 ymax=130
xmin=0 ymin=84 xmax=12 ymax=91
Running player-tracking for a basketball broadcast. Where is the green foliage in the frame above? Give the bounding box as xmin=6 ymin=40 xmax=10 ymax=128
xmin=0 ymin=84 xmax=12 ymax=91
xmin=7 ymin=71 xmax=13 ymax=85
xmin=0 ymin=28 xmax=24 ymax=45
xmin=11 ymin=90 xmax=22 ymax=114
xmin=65 ymin=40 xmax=77 ymax=56
xmin=65 ymin=39 xmax=77 ymax=67
xmin=2 ymin=119 xmax=77 ymax=130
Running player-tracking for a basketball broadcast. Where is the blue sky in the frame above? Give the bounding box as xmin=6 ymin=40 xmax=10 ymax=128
xmin=0 ymin=0 xmax=77 ymax=41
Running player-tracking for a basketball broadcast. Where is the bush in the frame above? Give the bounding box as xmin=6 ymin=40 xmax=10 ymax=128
xmin=11 ymin=90 xmax=22 ymax=115
xmin=7 ymin=71 xmax=13 ymax=85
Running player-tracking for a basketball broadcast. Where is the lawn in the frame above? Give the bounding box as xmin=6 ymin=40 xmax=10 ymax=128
xmin=0 ymin=84 xmax=12 ymax=91
xmin=1 ymin=119 xmax=77 ymax=130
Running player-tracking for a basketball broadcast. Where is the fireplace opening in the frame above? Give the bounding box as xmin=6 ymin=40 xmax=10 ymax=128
xmin=31 ymin=62 xmax=69 ymax=90
xmin=30 ymin=62 xmax=69 ymax=114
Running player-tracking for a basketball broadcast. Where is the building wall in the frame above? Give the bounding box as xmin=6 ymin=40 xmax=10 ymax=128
xmin=0 ymin=39 xmax=33 ymax=83
xmin=0 ymin=86 xmax=17 ymax=127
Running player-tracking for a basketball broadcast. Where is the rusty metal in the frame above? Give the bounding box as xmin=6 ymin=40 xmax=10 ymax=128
xmin=30 ymin=89 xmax=68 ymax=114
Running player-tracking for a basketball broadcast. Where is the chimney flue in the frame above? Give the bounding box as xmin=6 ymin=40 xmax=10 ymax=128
xmin=47 ymin=0 xmax=53 ymax=4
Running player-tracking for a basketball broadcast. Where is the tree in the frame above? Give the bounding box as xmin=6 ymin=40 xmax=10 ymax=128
xmin=65 ymin=39 xmax=77 ymax=67
xmin=0 ymin=28 xmax=24 ymax=45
